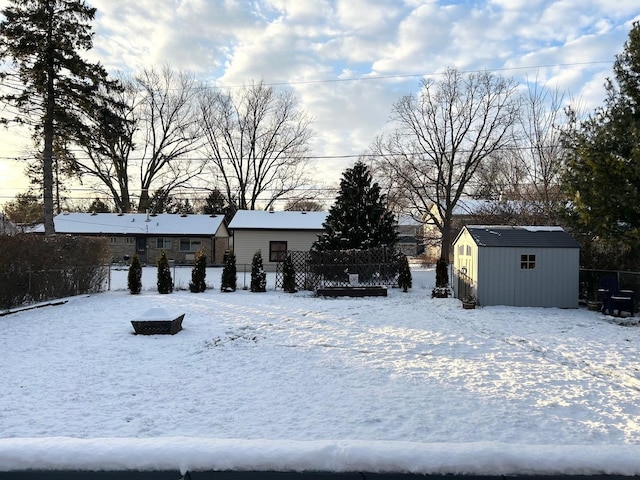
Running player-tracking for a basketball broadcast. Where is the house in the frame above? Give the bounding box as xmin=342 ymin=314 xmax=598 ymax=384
xmin=423 ymin=199 xmax=491 ymax=261
xmin=0 ymin=213 xmax=19 ymax=235
xmin=228 ymin=210 xmax=328 ymax=271
xmin=51 ymin=212 xmax=229 ymax=265
xmin=396 ymin=214 xmax=423 ymax=257
xmin=452 ymin=225 xmax=580 ymax=308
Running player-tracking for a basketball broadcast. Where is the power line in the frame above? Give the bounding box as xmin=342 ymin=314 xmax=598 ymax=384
xmin=243 ymin=61 xmax=614 ymax=88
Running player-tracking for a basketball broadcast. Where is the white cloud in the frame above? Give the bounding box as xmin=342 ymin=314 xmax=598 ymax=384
xmin=0 ymin=0 xmax=639 ymax=203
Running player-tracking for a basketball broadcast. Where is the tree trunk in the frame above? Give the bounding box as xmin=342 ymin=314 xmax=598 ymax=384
xmin=42 ymin=13 xmax=55 ymax=236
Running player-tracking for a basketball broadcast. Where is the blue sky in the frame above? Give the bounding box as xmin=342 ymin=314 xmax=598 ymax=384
xmin=0 ymin=0 xmax=639 ymax=206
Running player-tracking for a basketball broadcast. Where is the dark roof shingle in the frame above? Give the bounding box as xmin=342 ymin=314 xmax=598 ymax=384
xmin=465 ymin=225 xmax=579 ymax=248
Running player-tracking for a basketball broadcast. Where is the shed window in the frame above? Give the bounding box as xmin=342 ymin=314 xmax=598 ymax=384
xmin=270 ymin=241 xmax=287 ymax=262
xmin=466 ymin=245 xmax=472 ymax=256
xmin=156 ymin=237 xmax=171 ymax=249
xmin=180 ymin=238 xmax=201 ymax=252
xmin=520 ymin=254 xmax=536 ymax=269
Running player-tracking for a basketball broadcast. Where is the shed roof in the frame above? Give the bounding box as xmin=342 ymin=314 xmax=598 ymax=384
xmin=53 ymin=213 xmax=226 ymax=236
xmin=462 ymin=225 xmax=580 ymax=248
xmin=228 ymin=210 xmax=328 ymax=230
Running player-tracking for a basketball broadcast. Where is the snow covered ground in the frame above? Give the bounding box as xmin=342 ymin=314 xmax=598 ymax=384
xmin=1 ymin=266 xmax=640 ymax=475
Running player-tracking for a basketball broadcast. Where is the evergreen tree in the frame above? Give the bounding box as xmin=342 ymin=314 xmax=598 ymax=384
xmin=397 ymin=254 xmax=412 ymax=293
xmin=0 ymin=0 xmax=122 ymax=235
xmin=221 ymin=250 xmax=237 ymax=292
xmin=250 ymin=250 xmax=267 ymax=292
xmin=313 ymin=161 xmax=397 ymax=251
xmin=156 ymin=250 xmax=173 ymax=294
xmin=282 ymin=254 xmax=297 ymax=293
xmin=127 ymin=254 xmax=142 ymax=294
xmin=189 ymin=251 xmax=207 ymax=293
xmin=562 ymin=21 xmax=640 ymax=264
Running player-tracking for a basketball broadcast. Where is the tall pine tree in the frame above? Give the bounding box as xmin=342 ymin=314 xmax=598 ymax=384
xmin=562 ymin=21 xmax=640 ymax=266
xmin=0 ymin=0 xmax=122 ymax=235
xmin=313 ymin=161 xmax=397 ymax=251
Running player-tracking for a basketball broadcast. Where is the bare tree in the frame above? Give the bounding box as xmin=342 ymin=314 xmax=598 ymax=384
xmin=372 ymin=68 xmax=520 ymax=284
xmin=74 ymin=66 xmax=205 ymax=213
xmin=512 ymin=80 xmax=568 ymax=223
xmin=199 ymin=81 xmax=314 ymax=211
xmin=472 ymin=81 xmax=570 ymax=225
xmin=75 ymin=77 xmax=137 ymax=212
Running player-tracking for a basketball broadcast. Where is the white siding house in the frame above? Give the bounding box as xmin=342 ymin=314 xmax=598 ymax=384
xmin=453 ymin=225 xmax=580 ymax=308
xmin=228 ymin=210 xmax=328 ymax=271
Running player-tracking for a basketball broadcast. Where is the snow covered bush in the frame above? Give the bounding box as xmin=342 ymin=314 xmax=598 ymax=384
xmin=189 ymin=251 xmax=207 ymax=293
xmin=250 ymin=250 xmax=267 ymax=292
xmin=156 ymin=250 xmax=173 ymax=294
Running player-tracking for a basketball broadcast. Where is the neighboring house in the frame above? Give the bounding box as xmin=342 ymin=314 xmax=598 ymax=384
xmin=452 ymin=225 xmax=580 ymax=308
xmin=52 ymin=212 xmax=229 ymax=265
xmin=423 ymin=199 xmax=491 ymax=261
xmin=0 ymin=214 xmax=19 ymax=235
xmin=396 ymin=214 xmax=423 ymax=257
xmin=228 ymin=210 xmax=328 ymax=271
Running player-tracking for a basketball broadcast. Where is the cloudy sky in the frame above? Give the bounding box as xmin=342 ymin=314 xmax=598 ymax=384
xmin=0 ymin=0 xmax=639 ymax=207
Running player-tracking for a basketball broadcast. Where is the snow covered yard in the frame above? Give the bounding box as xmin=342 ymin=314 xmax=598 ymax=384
xmin=1 ymin=267 xmax=640 ymax=475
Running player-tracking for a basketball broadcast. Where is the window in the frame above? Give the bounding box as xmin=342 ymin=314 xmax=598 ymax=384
xmin=126 ymin=237 xmax=135 ymax=244
xmin=180 ymin=238 xmax=201 ymax=252
xmin=270 ymin=241 xmax=288 ymax=262
xmin=109 ymin=237 xmax=117 ymax=244
xmin=520 ymin=254 xmax=536 ymax=269
xmin=466 ymin=245 xmax=472 ymax=256
xmin=156 ymin=237 xmax=171 ymax=249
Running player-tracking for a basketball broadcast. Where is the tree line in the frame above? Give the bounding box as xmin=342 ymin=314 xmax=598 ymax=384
xmin=1 ymin=1 xmax=640 ymax=278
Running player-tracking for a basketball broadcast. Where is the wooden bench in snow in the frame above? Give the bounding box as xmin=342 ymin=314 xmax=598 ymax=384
xmin=316 ymin=286 xmax=387 ymax=297
xmin=131 ymin=308 xmax=184 ymax=335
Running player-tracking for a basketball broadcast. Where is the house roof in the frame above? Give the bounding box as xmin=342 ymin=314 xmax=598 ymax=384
xmin=52 ymin=213 xmax=227 ymax=236
xmin=462 ymin=225 xmax=580 ymax=248
xmin=228 ymin=210 xmax=328 ymax=230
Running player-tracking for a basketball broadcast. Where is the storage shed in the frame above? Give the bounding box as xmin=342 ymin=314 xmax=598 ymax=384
xmin=453 ymin=225 xmax=580 ymax=308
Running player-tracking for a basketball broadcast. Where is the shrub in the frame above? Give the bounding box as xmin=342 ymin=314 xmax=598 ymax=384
xmin=221 ymin=250 xmax=237 ymax=292
xmin=282 ymin=254 xmax=297 ymax=293
xmin=0 ymin=234 xmax=110 ymax=309
xmin=127 ymin=254 xmax=142 ymax=294
xmin=250 ymin=250 xmax=267 ymax=292
xmin=189 ymin=251 xmax=207 ymax=293
xmin=157 ymin=250 xmax=173 ymax=294
xmin=397 ymin=254 xmax=412 ymax=292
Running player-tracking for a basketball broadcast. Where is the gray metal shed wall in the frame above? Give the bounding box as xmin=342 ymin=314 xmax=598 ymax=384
xmin=477 ymin=247 xmax=579 ymax=308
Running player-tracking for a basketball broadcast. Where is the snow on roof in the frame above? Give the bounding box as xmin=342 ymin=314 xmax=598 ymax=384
xmin=53 ymin=213 xmax=226 ymax=236
xmin=463 ymin=225 xmax=579 ymax=248
xmin=228 ymin=210 xmax=328 ymax=230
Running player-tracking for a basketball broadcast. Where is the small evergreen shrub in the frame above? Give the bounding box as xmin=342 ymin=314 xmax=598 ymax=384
xmin=221 ymin=250 xmax=237 ymax=292
xmin=127 ymin=254 xmax=142 ymax=294
xmin=250 ymin=250 xmax=267 ymax=292
xmin=397 ymin=254 xmax=412 ymax=292
xmin=282 ymin=254 xmax=297 ymax=293
xmin=157 ymin=250 xmax=173 ymax=294
xmin=189 ymin=250 xmax=207 ymax=293
xmin=435 ymin=258 xmax=449 ymax=289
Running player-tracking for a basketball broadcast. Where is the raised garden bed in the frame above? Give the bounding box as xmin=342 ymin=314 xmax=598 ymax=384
xmin=316 ymin=286 xmax=388 ymax=297
xmin=131 ymin=308 xmax=184 ymax=335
